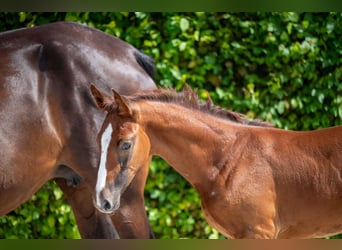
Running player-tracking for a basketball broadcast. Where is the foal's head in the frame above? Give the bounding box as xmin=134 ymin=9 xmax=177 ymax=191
xmin=90 ymin=84 xmax=150 ymax=214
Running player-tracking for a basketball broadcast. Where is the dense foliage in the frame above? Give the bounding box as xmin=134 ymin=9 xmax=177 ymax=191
xmin=0 ymin=12 xmax=341 ymax=239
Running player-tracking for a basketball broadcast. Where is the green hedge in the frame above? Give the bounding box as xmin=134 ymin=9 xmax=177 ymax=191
xmin=0 ymin=12 xmax=341 ymax=239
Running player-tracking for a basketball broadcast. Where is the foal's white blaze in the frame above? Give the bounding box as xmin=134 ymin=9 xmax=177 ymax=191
xmin=95 ymin=123 xmax=113 ymax=204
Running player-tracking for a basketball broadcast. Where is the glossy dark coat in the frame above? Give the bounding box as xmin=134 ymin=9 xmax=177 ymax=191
xmin=0 ymin=21 xmax=156 ymax=238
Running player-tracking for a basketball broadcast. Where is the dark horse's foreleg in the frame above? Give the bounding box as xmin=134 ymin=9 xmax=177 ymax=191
xmin=55 ymin=179 xmax=119 ymax=238
xmin=54 ymin=163 xmax=154 ymax=239
xmin=110 ymin=160 xmax=154 ymax=239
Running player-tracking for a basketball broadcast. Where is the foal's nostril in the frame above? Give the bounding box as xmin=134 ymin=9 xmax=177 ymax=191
xmin=103 ymin=199 xmax=112 ymax=211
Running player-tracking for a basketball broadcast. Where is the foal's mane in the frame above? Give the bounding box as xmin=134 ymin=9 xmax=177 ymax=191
xmin=129 ymin=85 xmax=273 ymax=127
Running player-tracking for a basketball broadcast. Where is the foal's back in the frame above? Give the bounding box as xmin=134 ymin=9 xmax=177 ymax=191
xmin=259 ymin=125 xmax=342 ymax=238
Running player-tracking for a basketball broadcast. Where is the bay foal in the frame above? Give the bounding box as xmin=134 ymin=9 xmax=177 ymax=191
xmin=91 ymin=84 xmax=342 ymax=239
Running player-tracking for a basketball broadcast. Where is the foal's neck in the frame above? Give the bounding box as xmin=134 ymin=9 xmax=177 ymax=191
xmin=139 ymin=101 xmax=239 ymax=192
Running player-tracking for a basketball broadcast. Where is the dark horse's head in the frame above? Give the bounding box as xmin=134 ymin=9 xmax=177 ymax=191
xmin=90 ymin=84 xmax=150 ymax=214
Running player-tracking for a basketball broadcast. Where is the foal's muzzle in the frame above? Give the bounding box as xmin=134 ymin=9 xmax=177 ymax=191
xmin=101 ymin=198 xmax=120 ymax=214
xmin=94 ymin=191 xmax=121 ymax=214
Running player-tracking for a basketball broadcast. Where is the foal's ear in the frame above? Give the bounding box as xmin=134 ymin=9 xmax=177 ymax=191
xmin=112 ymin=89 xmax=133 ymax=117
xmin=90 ymin=83 xmax=114 ymax=112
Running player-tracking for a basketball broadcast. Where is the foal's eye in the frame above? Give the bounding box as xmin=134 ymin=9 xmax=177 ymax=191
xmin=121 ymin=142 xmax=131 ymax=151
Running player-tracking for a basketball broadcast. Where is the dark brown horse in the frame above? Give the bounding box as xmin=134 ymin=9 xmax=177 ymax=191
xmin=90 ymin=84 xmax=342 ymax=239
xmin=0 ymin=21 xmax=156 ymax=238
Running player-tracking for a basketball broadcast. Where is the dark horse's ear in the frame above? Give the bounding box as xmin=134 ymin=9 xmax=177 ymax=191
xmin=111 ymin=88 xmax=133 ymax=117
xmin=90 ymin=83 xmax=114 ymax=112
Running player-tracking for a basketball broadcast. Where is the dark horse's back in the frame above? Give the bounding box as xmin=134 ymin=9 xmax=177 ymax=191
xmin=0 ymin=22 xmax=155 ymax=238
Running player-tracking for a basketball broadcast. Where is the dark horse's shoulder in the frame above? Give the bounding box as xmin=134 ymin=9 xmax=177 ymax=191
xmin=37 ymin=22 xmax=156 ymax=82
xmin=0 ymin=21 xmax=155 ymax=83
xmin=3 ymin=21 xmax=123 ymax=46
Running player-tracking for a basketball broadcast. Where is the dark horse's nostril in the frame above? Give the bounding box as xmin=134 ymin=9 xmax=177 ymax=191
xmin=103 ymin=199 xmax=112 ymax=211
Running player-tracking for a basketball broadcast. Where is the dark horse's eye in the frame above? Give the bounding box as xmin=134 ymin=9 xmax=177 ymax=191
xmin=121 ymin=142 xmax=131 ymax=151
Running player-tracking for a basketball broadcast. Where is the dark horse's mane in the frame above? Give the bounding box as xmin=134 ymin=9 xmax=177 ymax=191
xmin=129 ymin=85 xmax=274 ymax=127
xmin=134 ymin=51 xmax=156 ymax=82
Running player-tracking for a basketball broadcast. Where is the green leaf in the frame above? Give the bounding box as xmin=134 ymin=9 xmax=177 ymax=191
xmin=180 ymin=18 xmax=189 ymax=32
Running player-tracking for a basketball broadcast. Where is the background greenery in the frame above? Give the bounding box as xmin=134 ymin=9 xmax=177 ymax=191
xmin=0 ymin=12 xmax=341 ymax=239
